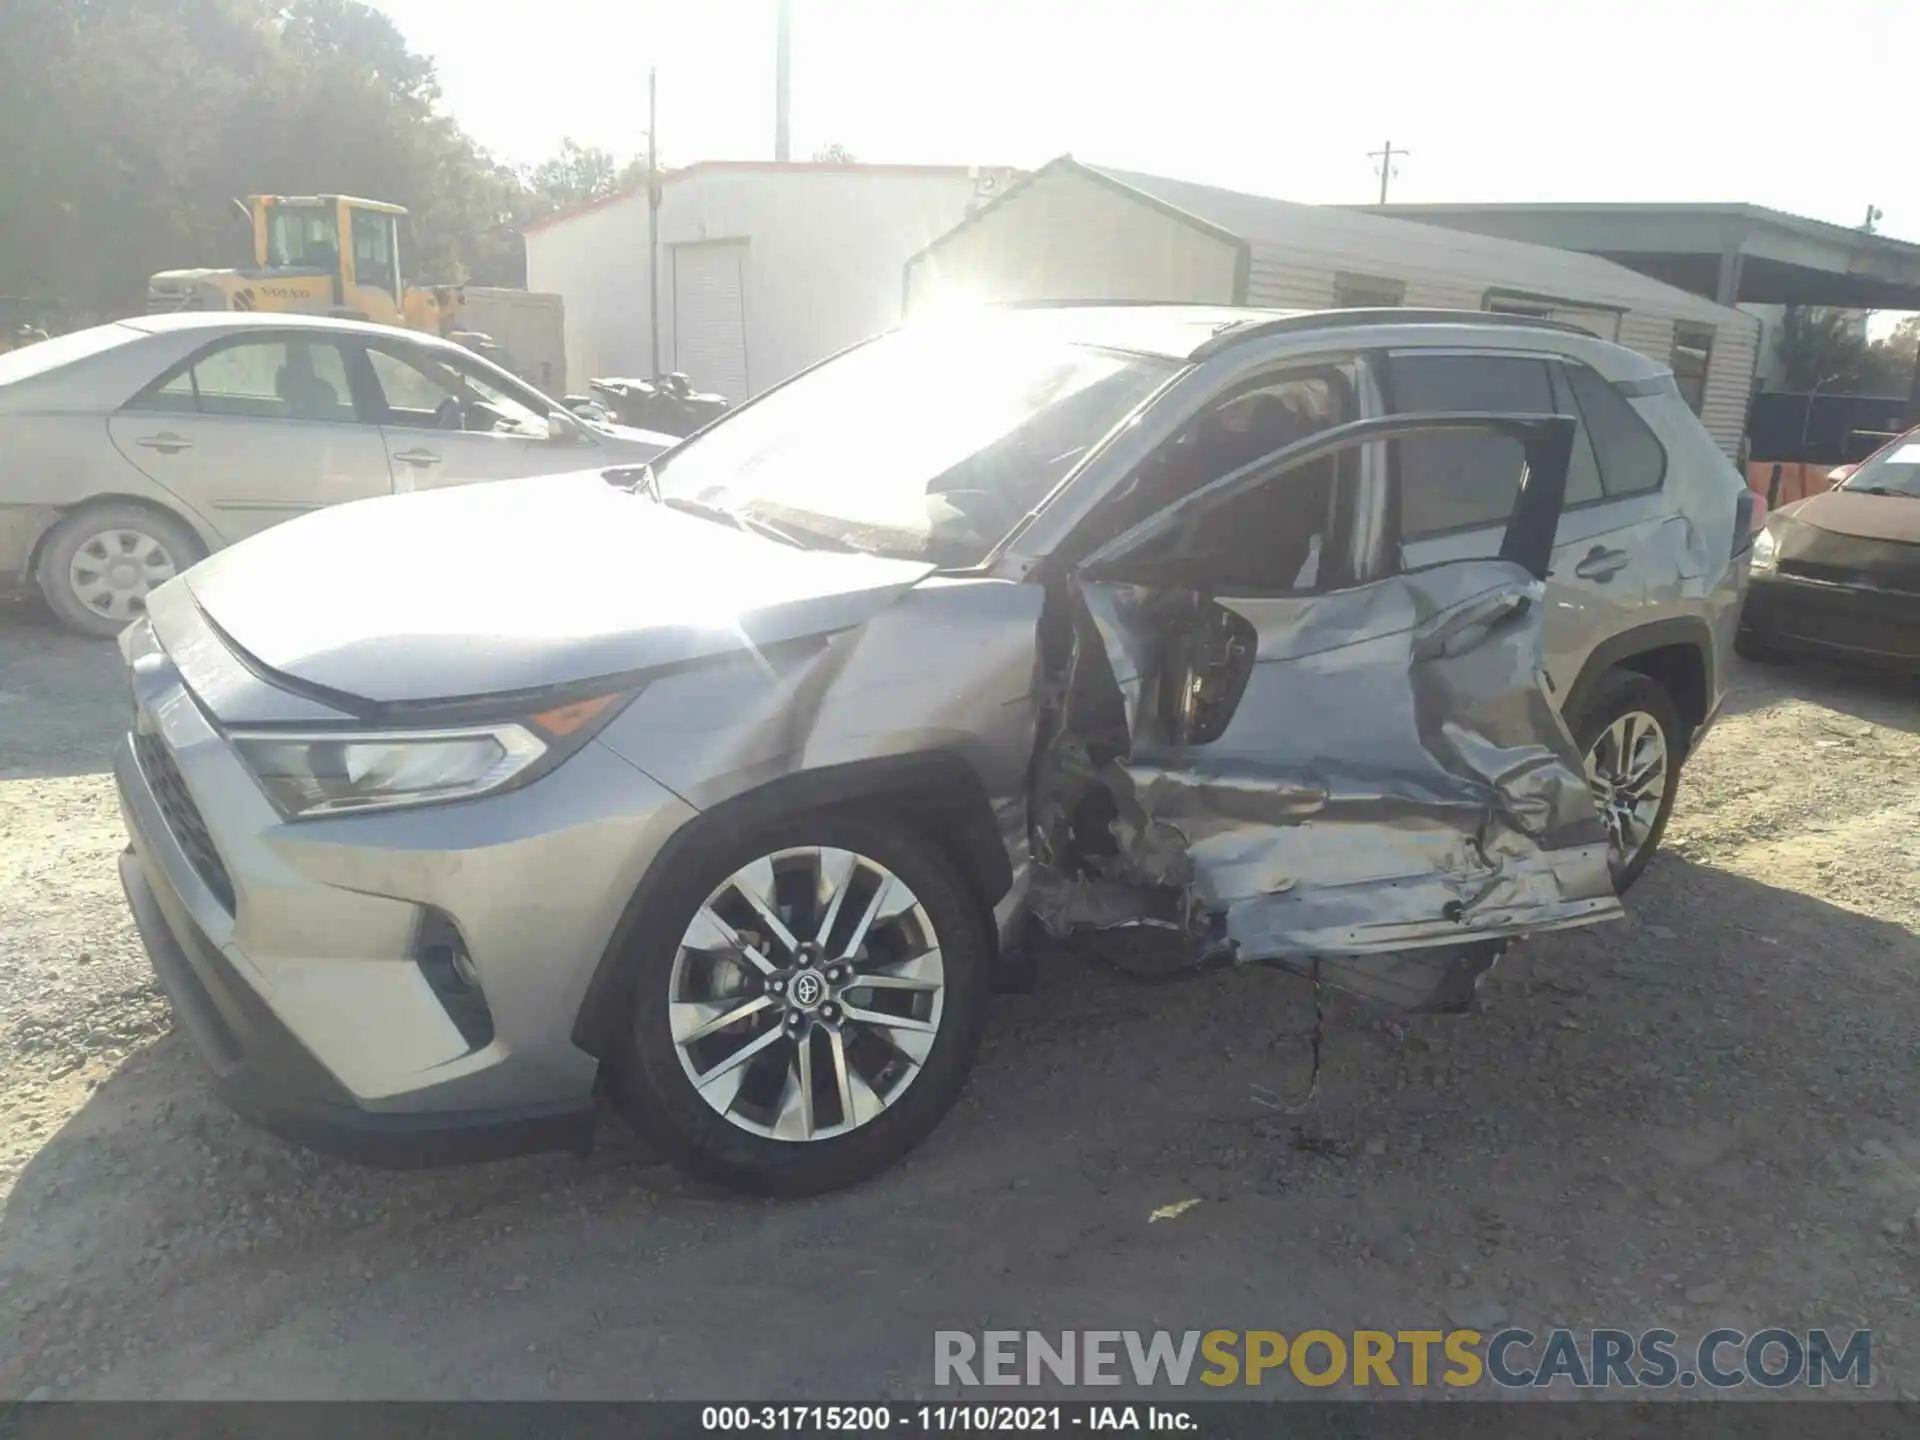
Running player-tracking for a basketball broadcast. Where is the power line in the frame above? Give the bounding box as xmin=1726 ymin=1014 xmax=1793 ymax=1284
xmin=1368 ymin=140 xmax=1409 ymax=205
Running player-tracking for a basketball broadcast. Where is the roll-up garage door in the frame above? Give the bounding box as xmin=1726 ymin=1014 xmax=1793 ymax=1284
xmin=671 ymin=240 xmax=750 ymax=399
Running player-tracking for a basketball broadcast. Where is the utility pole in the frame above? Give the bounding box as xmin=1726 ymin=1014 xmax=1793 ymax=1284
xmin=1863 ymin=204 xmax=1884 ymax=234
xmin=775 ymin=0 xmax=792 ymax=162
xmin=648 ymin=66 xmax=661 ymax=380
xmin=1369 ymin=140 xmax=1408 ymax=204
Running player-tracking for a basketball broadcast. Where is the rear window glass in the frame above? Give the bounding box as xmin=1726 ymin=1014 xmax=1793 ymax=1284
xmin=0 ymin=322 xmax=139 ymax=385
xmin=1565 ymin=362 xmax=1667 ymax=497
xmin=1387 ymin=353 xmax=1601 ymax=539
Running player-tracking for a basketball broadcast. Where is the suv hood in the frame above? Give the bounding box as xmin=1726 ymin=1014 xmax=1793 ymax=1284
xmin=179 ymin=472 xmax=936 ymax=706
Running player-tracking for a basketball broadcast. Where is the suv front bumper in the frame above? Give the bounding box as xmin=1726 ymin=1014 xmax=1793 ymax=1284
xmin=110 ymin=624 xmax=701 ymax=1170
xmin=116 ymin=839 xmax=596 ymax=1167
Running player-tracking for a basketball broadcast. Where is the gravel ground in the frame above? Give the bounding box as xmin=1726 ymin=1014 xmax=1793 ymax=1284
xmin=1 ymin=596 xmax=1917 ymax=1401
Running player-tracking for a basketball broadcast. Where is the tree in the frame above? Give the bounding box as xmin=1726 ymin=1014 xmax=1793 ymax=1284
xmin=525 ymin=139 xmax=622 ymax=218
xmin=0 ymin=0 xmax=557 ymax=306
xmin=812 ymin=142 xmax=856 ymax=163
xmin=1774 ymin=307 xmax=1877 ymax=393
xmin=1862 ymin=314 xmax=1920 ymax=395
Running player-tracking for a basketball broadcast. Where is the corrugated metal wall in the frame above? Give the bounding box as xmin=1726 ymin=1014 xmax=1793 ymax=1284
xmin=1242 ymin=255 xmax=1332 ymax=308
xmin=1617 ymin=310 xmax=1758 ymax=459
xmin=1695 ymin=319 xmax=1760 ymax=459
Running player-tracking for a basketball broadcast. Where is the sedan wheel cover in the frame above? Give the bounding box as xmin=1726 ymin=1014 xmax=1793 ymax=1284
xmin=1584 ymin=709 xmax=1669 ymax=870
xmin=668 ymin=847 xmax=947 ymax=1142
xmin=68 ymin=528 xmax=178 ymax=621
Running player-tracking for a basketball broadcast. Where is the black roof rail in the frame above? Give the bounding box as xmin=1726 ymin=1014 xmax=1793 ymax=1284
xmin=1191 ymin=307 xmax=1597 ymax=358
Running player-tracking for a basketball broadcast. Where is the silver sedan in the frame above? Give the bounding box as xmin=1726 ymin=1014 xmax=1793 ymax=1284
xmin=0 ymin=312 xmax=673 ymax=636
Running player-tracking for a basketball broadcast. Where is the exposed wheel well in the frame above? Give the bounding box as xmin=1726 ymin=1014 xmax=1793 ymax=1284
xmin=1618 ymin=643 xmax=1708 ymax=734
xmin=1562 ymin=620 xmax=1715 ymax=761
xmin=571 ymin=754 xmax=1013 ymax=1059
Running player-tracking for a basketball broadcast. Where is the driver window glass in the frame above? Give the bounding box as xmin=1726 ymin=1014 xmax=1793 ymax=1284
xmin=1080 ymin=363 xmax=1358 ymax=558
xmin=1105 ymin=437 xmax=1370 ymax=596
xmin=365 ymin=346 xmax=548 ymax=435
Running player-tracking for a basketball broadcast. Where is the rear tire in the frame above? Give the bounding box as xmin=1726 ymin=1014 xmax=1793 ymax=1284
xmin=35 ymin=502 xmax=203 ymax=639
xmin=608 ymin=810 xmax=993 ymax=1196
xmin=1568 ymin=669 xmax=1685 ymax=893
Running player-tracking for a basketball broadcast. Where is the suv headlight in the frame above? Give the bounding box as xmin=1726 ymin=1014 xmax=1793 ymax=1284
xmin=230 ymin=691 xmax=631 ymax=819
xmin=1750 ymin=526 xmax=1779 ymax=573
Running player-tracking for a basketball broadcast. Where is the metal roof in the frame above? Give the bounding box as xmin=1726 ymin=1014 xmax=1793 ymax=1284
xmin=1359 ymin=201 xmax=1920 ymax=308
xmin=1085 ymin=164 xmax=1747 ymax=327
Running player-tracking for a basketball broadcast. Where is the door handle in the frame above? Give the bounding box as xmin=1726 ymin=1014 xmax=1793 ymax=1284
xmin=392 ymin=449 xmax=442 ymax=467
xmin=135 ymin=432 xmax=193 ymax=454
xmin=1572 ymin=545 xmax=1631 ymax=582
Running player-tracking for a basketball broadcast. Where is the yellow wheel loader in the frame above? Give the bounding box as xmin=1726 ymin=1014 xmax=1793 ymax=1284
xmin=147 ymin=195 xmax=465 ymax=336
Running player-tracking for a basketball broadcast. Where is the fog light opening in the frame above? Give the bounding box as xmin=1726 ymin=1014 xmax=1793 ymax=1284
xmin=414 ymin=909 xmax=495 ymax=1051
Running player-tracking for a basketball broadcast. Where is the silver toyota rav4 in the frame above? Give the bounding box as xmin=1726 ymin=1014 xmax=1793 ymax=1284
xmin=114 ymin=307 xmax=1752 ymax=1194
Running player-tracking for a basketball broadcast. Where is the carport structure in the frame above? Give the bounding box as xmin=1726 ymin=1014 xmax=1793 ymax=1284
xmin=1365 ymin=201 xmax=1920 ymax=414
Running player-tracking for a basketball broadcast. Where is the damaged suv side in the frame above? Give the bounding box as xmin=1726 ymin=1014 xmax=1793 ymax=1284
xmin=114 ymin=306 xmax=1747 ymax=1197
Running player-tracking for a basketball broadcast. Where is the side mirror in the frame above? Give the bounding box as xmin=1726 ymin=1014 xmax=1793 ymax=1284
xmin=545 ymin=409 xmax=583 ymax=444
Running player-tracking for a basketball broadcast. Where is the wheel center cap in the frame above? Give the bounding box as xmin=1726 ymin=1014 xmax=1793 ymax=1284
xmin=109 ymin=563 xmax=138 ymax=589
xmin=787 ymin=968 xmax=826 ymax=1010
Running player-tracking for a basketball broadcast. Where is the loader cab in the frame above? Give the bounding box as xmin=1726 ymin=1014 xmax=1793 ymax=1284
xmin=252 ymin=195 xmax=407 ymax=323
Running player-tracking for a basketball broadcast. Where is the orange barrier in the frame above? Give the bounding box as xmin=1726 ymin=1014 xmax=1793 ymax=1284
xmin=1746 ymin=461 xmax=1839 ymax=508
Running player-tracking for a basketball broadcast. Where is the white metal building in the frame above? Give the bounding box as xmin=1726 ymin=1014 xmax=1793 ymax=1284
xmin=525 ymin=160 xmax=1016 ymax=400
xmin=905 ymin=157 xmax=1761 ymax=457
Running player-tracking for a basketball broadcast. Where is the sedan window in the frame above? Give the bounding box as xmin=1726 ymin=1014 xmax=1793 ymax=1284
xmin=365 ymin=345 xmax=551 ymax=437
xmin=127 ymin=339 xmax=357 ymax=424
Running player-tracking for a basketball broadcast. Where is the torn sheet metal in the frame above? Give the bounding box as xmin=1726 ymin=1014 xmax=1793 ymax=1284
xmin=1031 ymin=561 xmax=1622 ymax=1004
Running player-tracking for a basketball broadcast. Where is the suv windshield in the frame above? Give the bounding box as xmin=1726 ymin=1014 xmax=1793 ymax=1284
xmin=650 ymin=321 xmax=1177 ymax=565
xmin=1843 ymin=437 xmax=1920 ymax=498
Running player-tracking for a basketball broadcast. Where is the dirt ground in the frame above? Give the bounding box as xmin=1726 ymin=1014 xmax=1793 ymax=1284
xmin=2 ymin=595 xmax=1917 ymax=1401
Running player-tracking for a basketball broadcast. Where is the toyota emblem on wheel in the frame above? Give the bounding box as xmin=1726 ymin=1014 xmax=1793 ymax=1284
xmin=788 ymin=970 xmax=825 ymax=1009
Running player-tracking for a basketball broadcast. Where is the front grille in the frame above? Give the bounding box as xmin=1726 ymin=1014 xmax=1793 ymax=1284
xmin=134 ymin=728 xmax=236 ymax=913
xmin=1779 ymin=559 xmax=1920 ymax=595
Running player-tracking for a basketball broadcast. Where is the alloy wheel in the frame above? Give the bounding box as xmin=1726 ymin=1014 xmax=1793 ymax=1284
xmin=668 ymin=846 xmax=947 ymax=1142
xmin=68 ymin=528 xmax=178 ymax=622
xmin=1584 ymin=709 xmax=1669 ymax=872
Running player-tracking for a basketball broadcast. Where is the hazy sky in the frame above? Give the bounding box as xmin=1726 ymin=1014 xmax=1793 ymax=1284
xmin=374 ymin=0 xmax=1917 ymax=240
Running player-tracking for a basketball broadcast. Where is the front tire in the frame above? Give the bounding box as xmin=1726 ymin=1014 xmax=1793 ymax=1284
xmin=609 ymin=811 xmax=993 ymax=1196
xmin=35 ymin=502 xmax=203 ymax=639
xmin=1570 ymin=669 xmax=1685 ymax=893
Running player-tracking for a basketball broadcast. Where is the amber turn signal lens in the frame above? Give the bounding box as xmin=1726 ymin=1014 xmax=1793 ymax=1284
xmin=528 ymin=693 xmax=622 ymax=738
